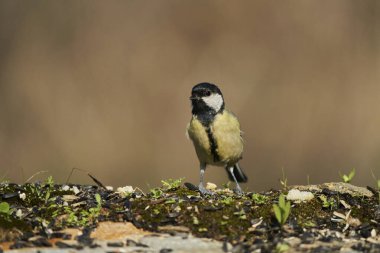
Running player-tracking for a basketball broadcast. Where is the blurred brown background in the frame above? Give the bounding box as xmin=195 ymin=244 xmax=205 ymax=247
xmin=0 ymin=0 xmax=380 ymax=191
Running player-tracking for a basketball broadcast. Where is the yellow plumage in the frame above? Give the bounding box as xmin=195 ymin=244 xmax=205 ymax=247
xmin=187 ymin=110 xmax=243 ymax=166
xmin=187 ymin=117 xmax=213 ymax=164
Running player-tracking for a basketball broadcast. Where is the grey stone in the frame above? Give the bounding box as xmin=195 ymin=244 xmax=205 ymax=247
xmin=292 ymin=182 xmax=373 ymax=197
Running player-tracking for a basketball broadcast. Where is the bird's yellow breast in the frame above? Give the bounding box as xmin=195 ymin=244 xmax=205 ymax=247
xmin=187 ymin=117 xmax=213 ymax=164
xmin=211 ymin=111 xmax=243 ymax=165
xmin=187 ymin=110 xmax=243 ymax=166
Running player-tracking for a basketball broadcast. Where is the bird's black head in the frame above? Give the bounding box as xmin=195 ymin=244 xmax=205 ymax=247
xmin=190 ymin=82 xmax=225 ymax=123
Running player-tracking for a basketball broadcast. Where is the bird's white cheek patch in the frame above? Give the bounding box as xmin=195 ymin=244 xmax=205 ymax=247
xmin=202 ymin=94 xmax=223 ymax=112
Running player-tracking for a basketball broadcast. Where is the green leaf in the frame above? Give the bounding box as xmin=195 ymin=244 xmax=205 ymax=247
xmin=165 ymin=198 xmax=176 ymax=204
xmin=279 ymin=194 xmax=285 ymax=207
xmin=273 ymin=194 xmax=291 ymax=226
xmin=161 ymin=178 xmax=185 ymax=190
xmin=283 ymin=201 xmax=291 ymax=222
xmin=45 ymin=191 xmax=51 ymax=202
xmin=0 ymin=202 xmax=10 ymax=214
xmin=273 ymin=204 xmax=282 ymax=224
xmin=348 ymin=169 xmax=355 ymax=180
xmin=95 ymin=193 xmax=101 ymax=206
xmin=45 ymin=176 xmax=54 ymax=186
xmin=150 ymin=188 xmax=163 ymax=199
xmin=276 ymin=243 xmax=290 ymax=253
xmin=251 ymin=193 xmax=269 ymax=204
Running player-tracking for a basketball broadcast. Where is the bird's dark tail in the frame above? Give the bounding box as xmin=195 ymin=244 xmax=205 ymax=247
xmin=226 ymin=163 xmax=248 ymax=183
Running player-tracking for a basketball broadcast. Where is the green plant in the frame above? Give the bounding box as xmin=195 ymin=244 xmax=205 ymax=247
xmin=23 ymin=175 xmax=56 ymax=206
xmin=77 ymin=193 xmax=102 ymax=226
xmin=319 ymin=195 xmax=336 ymax=209
xmin=0 ymin=202 xmax=11 ymax=215
xmin=222 ymin=181 xmax=231 ymax=189
xmin=44 ymin=178 xmax=55 ymax=203
xmin=302 ymin=220 xmax=316 ymax=228
xmin=339 ymin=168 xmax=355 ymax=183
xmin=251 ymin=193 xmax=269 ymax=205
xmin=67 ymin=210 xmax=79 ymax=225
xmin=150 ymin=188 xmax=163 ymax=199
xmin=275 ymin=243 xmax=290 ymax=253
xmin=89 ymin=193 xmax=102 ymax=216
xmin=161 ymin=178 xmax=184 ymax=190
xmin=165 ymin=198 xmax=176 ymax=204
xmin=273 ymin=194 xmax=291 ymax=226
xmin=233 ymin=209 xmax=247 ymax=220
xmin=44 ymin=176 xmax=54 ymax=187
xmin=220 ymin=196 xmax=233 ymax=205
xmin=0 ymin=202 xmax=12 ymax=222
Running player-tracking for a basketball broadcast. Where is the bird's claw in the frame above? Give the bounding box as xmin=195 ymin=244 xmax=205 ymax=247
xmin=234 ymin=186 xmax=243 ymax=196
xmin=198 ymin=184 xmax=215 ymax=195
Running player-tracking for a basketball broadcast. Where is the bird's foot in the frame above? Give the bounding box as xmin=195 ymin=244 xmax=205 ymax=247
xmin=234 ymin=185 xmax=243 ymax=196
xmin=198 ymin=184 xmax=214 ymax=195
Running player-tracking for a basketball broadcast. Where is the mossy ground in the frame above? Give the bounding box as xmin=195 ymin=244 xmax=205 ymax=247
xmin=131 ymin=185 xmax=379 ymax=243
xmin=0 ymin=178 xmax=379 ymax=247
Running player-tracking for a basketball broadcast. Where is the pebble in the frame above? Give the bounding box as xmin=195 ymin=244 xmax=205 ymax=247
xmin=160 ymin=249 xmax=173 ymax=253
xmin=126 ymin=239 xmax=149 ymax=247
xmin=9 ymin=241 xmax=32 ymax=249
xmin=286 ymin=189 xmax=314 ymax=202
xmin=55 ymin=241 xmax=82 ymax=249
xmin=30 ymin=237 xmax=52 ymax=247
xmin=106 ymin=241 xmax=124 ymax=247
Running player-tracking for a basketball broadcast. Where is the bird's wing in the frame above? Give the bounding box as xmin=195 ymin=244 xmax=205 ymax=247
xmin=185 ymin=122 xmax=191 ymax=140
xmin=228 ymin=110 xmax=244 ymax=141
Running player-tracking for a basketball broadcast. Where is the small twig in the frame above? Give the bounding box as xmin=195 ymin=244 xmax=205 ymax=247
xmin=88 ymin=173 xmax=107 ymax=190
xmin=25 ymin=170 xmax=49 ymax=183
xmin=66 ymin=167 xmax=88 ymax=184
xmin=134 ymin=187 xmax=146 ymax=196
xmin=65 ymin=167 xmax=108 ymax=190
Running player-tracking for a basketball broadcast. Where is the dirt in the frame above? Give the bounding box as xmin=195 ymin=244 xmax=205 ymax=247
xmin=1 ymin=178 xmax=380 ymax=252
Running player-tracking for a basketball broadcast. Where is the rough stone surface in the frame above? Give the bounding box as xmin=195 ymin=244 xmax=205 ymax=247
xmin=90 ymin=221 xmax=150 ymax=241
xmin=4 ymin=234 xmax=227 ymax=253
xmin=292 ymin=182 xmax=374 ymax=197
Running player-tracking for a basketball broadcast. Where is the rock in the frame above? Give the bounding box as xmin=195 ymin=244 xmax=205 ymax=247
xmin=140 ymin=234 xmax=228 ymax=252
xmin=286 ymin=189 xmax=314 ymax=202
xmin=157 ymin=225 xmax=190 ymax=233
xmin=90 ymin=222 xmax=150 ymax=241
xmin=206 ymin=182 xmax=217 ymax=191
xmin=292 ymin=182 xmax=373 ymax=197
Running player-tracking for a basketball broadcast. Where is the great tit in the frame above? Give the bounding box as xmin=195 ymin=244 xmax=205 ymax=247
xmin=187 ymin=82 xmax=247 ymax=194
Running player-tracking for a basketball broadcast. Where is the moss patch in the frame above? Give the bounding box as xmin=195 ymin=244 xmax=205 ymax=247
xmin=0 ymin=179 xmax=379 ymax=246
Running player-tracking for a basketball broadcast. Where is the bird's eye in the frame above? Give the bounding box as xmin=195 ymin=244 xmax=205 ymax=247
xmin=204 ymin=90 xmax=211 ymax=96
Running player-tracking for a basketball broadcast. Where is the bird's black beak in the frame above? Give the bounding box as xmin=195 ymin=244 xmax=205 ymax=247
xmin=189 ymin=95 xmax=198 ymax=100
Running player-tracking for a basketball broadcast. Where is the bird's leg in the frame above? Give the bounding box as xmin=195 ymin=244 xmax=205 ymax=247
xmin=198 ymin=163 xmax=213 ymax=195
xmin=227 ymin=166 xmax=243 ymax=195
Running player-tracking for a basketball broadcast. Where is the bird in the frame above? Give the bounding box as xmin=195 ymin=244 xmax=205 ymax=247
xmin=187 ymin=82 xmax=247 ymax=195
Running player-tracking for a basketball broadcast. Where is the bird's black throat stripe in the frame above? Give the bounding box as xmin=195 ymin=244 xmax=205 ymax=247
xmin=196 ymin=112 xmax=221 ymax=163
xmin=205 ymin=126 xmax=220 ymax=162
